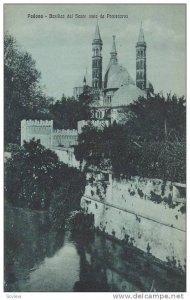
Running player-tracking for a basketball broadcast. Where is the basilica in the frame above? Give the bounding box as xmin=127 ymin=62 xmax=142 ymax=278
xmin=73 ymin=22 xmax=154 ymax=124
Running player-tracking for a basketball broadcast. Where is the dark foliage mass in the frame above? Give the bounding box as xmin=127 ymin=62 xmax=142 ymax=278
xmin=48 ymin=91 xmax=93 ymax=130
xmin=75 ymin=94 xmax=186 ymax=183
xmin=4 ymin=34 xmax=94 ymax=146
xmin=5 ymin=139 xmax=86 ymax=214
xmin=127 ymin=94 xmax=186 ymax=142
xmin=4 ymin=34 xmax=51 ymax=145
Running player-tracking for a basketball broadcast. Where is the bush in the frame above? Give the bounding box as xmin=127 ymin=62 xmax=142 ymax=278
xmin=5 ymin=143 xmax=21 ymax=153
xmin=74 ymin=125 xmax=185 ymax=183
xmin=5 ymin=139 xmax=86 ymax=211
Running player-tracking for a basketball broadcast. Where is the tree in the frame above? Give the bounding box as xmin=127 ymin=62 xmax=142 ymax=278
xmin=49 ymin=95 xmax=82 ymax=129
xmin=4 ymin=33 xmax=50 ymax=145
xmin=5 ymin=139 xmax=86 ymax=210
xmin=49 ymin=90 xmax=94 ymax=130
xmin=74 ymin=124 xmax=141 ymax=176
xmin=74 ymin=93 xmax=186 ymax=182
xmin=127 ymin=94 xmax=186 ymax=142
xmin=78 ymin=89 xmax=94 ymax=120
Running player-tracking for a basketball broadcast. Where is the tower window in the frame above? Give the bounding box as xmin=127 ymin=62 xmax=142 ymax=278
xmin=96 ymin=48 xmax=99 ymax=56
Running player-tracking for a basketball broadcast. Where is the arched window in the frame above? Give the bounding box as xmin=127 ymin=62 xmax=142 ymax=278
xmin=96 ymin=48 xmax=99 ymax=56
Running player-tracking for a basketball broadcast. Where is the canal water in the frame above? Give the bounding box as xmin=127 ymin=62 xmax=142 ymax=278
xmin=4 ymin=204 xmax=185 ymax=292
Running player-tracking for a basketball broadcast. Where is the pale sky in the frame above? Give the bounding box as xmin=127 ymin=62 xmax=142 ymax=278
xmin=4 ymin=4 xmax=186 ymax=99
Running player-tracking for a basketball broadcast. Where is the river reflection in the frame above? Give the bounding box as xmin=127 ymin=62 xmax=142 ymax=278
xmin=4 ymin=205 xmax=185 ymax=292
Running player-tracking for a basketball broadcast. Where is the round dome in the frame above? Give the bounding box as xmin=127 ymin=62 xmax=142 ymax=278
xmin=104 ymin=63 xmax=135 ymax=89
xmin=112 ymin=84 xmax=146 ymax=107
xmin=104 ymin=64 xmax=121 ymax=88
xmin=107 ymin=69 xmax=135 ymax=89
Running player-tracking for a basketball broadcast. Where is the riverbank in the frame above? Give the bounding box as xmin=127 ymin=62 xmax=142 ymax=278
xmin=4 ymin=205 xmax=186 ymax=292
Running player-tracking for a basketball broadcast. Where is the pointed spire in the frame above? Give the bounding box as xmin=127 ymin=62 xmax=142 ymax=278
xmin=137 ymin=22 xmax=146 ymax=45
xmin=110 ymin=35 xmax=118 ymax=64
xmin=94 ymin=20 xmax=102 ymax=41
xmin=83 ymin=75 xmax=86 ymax=84
xmin=111 ymin=35 xmax=117 ymax=54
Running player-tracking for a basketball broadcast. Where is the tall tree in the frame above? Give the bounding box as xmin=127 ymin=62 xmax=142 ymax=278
xmin=127 ymin=94 xmax=186 ymax=142
xmin=74 ymin=94 xmax=186 ymax=182
xmin=49 ymin=90 xmax=94 ymax=130
xmin=4 ymin=33 xmax=50 ymax=145
xmin=5 ymin=139 xmax=86 ymax=210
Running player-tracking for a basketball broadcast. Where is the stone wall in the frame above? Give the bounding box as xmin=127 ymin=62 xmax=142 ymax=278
xmin=21 ymin=120 xmax=80 ymax=168
xmin=21 ymin=120 xmax=53 ymax=149
xmin=77 ymin=119 xmax=110 ymax=134
xmin=21 ymin=120 xmax=78 ymax=149
xmin=52 ymin=147 xmax=80 ymax=169
xmin=81 ymin=174 xmax=186 ymax=270
xmin=52 ymin=129 xmax=78 ymax=148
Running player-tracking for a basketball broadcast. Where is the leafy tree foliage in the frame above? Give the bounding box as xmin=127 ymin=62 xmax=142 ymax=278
xmin=78 ymin=89 xmax=95 ymax=119
xmin=4 ymin=34 xmax=95 ymax=144
xmin=4 ymin=34 xmax=50 ymax=145
xmin=5 ymin=139 xmax=85 ymax=211
xmin=49 ymin=91 xmax=94 ymax=129
xmin=127 ymin=94 xmax=186 ymax=142
xmin=75 ymin=94 xmax=186 ymax=182
xmin=49 ymin=95 xmax=81 ymax=129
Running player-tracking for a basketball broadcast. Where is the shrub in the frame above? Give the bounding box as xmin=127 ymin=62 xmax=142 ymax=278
xmin=5 ymin=139 xmax=85 ymax=211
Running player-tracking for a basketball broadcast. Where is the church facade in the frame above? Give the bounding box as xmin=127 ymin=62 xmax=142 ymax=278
xmin=73 ymin=23 xmax=154 ymax=124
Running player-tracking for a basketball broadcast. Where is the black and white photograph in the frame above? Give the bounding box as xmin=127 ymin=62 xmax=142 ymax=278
xmin=3 ymin=3 xmax=186 ymax=295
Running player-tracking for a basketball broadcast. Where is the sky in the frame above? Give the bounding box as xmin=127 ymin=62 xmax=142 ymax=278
xmin=4 ymin=4 xmax=186 ymax=99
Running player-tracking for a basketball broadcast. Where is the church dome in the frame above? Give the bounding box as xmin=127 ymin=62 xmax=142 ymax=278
xmin=104 ymin=35 xmax=135 ymax=90
xmin=107 ymin=66 xmax=135 ymax=89
xmin=111 ymin=84 xmax=146 ymax=107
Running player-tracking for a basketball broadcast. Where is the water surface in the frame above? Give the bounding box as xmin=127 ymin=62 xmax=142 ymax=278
xmin=4 ymin=204 xmax=185 ymax=292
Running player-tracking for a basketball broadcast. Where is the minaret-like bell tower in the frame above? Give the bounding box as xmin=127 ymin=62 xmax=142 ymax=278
xmin=110 ymin=35 xmax=118 ymax=65
xmin=92 ymin=22 xmax=103 ymax=89
xmin=136 ymin=23 xmax=147 ymax=90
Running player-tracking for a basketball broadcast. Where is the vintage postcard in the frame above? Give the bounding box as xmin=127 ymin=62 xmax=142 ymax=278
xmin=3 ymin=3 xmax=186 ymax=296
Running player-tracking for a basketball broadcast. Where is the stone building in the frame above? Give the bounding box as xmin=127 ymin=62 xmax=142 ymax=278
xmin=73 ymin=22 xmax=154 ymax=124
